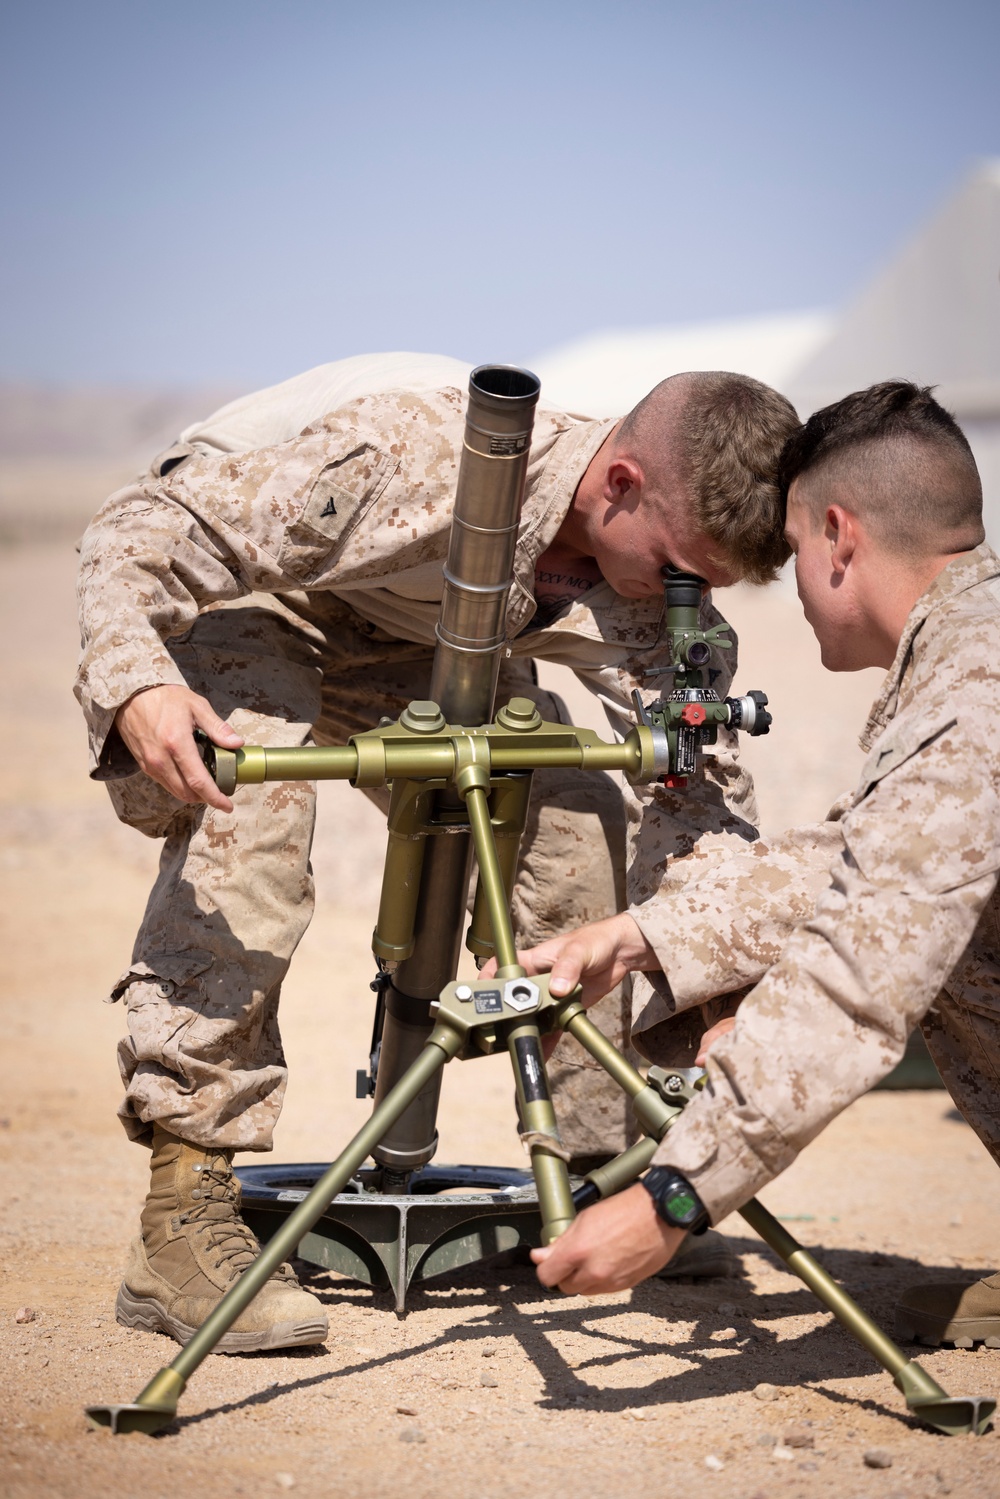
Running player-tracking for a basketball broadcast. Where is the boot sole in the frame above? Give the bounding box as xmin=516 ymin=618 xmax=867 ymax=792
xmin=115 ymin=1282 xmax=328 ymax=1353
xmin=895 ymin=1310 xmax=1000 ymax=1350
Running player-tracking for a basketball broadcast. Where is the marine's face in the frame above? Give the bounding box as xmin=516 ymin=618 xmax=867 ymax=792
xmin=589 ymin=494 xmax=739 ymax=599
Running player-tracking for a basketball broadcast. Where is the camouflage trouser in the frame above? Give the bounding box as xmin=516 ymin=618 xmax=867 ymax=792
xmin=107 ymin=597 xmax=638 ymax=1160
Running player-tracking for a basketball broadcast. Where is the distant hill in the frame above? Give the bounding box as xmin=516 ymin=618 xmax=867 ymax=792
xmin=0 ymin=382 xmax=240 ymax=543
xmin=0 ymin=381 xmax=240 ymax=462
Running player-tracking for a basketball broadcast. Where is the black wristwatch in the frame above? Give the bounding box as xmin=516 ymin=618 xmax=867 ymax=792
xmin=641 ymin=1167 xmax=709 ymax=1235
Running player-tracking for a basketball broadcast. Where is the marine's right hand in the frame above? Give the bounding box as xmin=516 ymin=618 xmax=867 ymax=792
xmin=483 ymin=912 xmax=659 ymax=1009
xmin=114 ymin=684 xmax=244 ymax=813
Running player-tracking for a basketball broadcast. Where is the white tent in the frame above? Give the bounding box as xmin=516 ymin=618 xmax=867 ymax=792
xmin=531 ymin=160 xmax=1000 ymax=534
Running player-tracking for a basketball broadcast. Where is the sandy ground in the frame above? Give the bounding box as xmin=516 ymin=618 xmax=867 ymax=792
xmin=2 ymin=541 xmax=999 ymax=1498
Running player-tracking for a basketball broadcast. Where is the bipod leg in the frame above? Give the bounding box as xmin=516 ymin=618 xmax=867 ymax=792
xmin=740 ymin=1199 xmax=995 ymax=1436
xmin=462 ymin=780 xmax=575 ymax=1241
xmin=506 ymin=1016 xmax=575 ymax=1241
xmin=85 ymin=1026 xmax=461 ymax=1435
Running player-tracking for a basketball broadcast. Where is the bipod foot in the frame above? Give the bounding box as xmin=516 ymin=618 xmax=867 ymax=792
xmin=86 ymin=1366 xmax=184 ymax=1435
xmin=894 ymin=1359 xmax=995 ymax=1436
xmin=907 ymin=1395 xmax=994 ymax=1437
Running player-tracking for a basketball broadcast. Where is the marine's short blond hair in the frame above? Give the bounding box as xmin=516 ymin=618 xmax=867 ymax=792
xmin=618 ymin=371 xmax=801 ymax=584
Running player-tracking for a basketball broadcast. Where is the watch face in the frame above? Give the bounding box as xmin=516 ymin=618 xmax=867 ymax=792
xmin=665 ymin=1185 xmax=700 ymax=1225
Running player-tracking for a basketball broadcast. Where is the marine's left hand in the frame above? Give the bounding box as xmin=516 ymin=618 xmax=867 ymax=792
xmin=531 ymin=1184 xmax=686 ymax=1295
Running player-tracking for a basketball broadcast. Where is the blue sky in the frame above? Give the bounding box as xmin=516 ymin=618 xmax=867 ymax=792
xmin=1 ymin=0 xmax=997 ymax=386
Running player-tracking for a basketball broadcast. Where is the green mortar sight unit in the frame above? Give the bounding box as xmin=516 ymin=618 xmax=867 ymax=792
xmin=632 ymin=565 xmax=771 ymax=788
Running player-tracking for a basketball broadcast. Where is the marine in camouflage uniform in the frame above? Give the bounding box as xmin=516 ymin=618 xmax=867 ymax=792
xmin=76 ymin=353 xmax=797 ymax=1348
xmin=636 ymin=541 xmax=1000 ymax=1208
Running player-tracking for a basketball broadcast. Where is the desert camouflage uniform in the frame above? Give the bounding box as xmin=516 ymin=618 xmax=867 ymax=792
xmin=633 ymin=543 xmax=1000 ymax=1222
xmin=75 ymin=354 xmax=759 ymax=1156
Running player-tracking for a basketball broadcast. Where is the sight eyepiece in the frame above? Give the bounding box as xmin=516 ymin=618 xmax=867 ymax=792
xmin=661 ymin=565 xmax=705 ymax=611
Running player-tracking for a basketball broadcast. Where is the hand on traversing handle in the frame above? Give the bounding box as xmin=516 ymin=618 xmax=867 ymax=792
xmin=115 ymin=684 xmax=244 ymax=813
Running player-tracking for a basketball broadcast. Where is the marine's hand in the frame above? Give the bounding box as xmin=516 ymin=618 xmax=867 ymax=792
xmin=488 ymin=913 xmax=658 ymax=1007
xmin=115 ymin=684 xmax=244 ymax=813
xmin=531 ymin=1184 xmax=685 ymax=1294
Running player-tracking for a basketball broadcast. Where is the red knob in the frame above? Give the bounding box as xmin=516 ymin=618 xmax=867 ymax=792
xmin=680 ymin=703 xmax=707 ymax=726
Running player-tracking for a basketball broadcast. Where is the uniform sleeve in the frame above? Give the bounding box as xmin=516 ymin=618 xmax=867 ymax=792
xmin=653 ymin=714 xmax=1000 ymax=1223
xmin=628 ymin=806 xmax=849 ymax=1027
xmin=74 ymin=423 xmax=396 ymax=774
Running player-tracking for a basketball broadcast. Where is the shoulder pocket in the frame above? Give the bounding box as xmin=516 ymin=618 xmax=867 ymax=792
xmin=845 ymin=715 xmax=1000 ymax=895
xmin=279 ymin=437 xmax=395 ymax=579
xmin=856 ymin=711 xmax=958 ymax=799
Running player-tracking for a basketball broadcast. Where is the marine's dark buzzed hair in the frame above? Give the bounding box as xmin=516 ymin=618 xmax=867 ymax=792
xmin=781 ymin=381 xmax=984 ymax=556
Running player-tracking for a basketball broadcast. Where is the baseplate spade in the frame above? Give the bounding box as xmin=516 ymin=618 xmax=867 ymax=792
xmin=237 ymin=1162 xmax=543 ymax=1313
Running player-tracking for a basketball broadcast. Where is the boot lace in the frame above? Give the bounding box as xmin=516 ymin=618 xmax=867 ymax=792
xmin=178 ymin=1158 xmax=263 ymax=1273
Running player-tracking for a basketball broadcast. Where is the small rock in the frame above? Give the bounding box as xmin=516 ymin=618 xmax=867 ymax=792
xmin=481 ymin=1346 xmax=496 ymax=1358
xmin=399 ymin=1426 xmax=426 ymax=1444
xmin=717 ymin=1302 xmax=737 ymax=1314
xmin=480 ymin=1372 xmax=499 ymax=1387
xmin=352 ymin=1345 xmax=376 ymax=1358
xmin=771 ymin=1445 xmax=795 ymax=1462
xmin=92 ymin=1320 xmax=103 ymax=1328
xmin=274 ymin=1474 xmax=295 ymax=1491
xmin=783 ymin=1424 xmax=814 ymax=1449
xmin=396 ymin=1405 xmax=418 ymax=1416
xmin=15 ymin=1307 xmax=36 ymax=1324
xmin=704 ymin=1454 xmax=724 ymax=1472
xmin=753 ymin=1382 xmax=779 ymax=1402
xmin=864 ymin=1448 xmax=893 ymax=1469
xmin=755 ymin=1433 xmax=777 ymax=1447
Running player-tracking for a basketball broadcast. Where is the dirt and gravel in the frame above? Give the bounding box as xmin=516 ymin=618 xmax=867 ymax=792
xmin=2 ymin=540 xmax=999 ymax=1499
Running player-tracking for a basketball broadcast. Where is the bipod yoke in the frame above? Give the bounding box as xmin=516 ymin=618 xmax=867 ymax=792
xmin=87 ymin=697 xmax=994 ymax=1437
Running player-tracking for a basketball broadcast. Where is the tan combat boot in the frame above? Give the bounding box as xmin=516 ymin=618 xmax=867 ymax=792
xmin=656 ymin=1228 xmax=737 ymax=1281
xmin=116 ymin=1124 xmax=328 ymax=1352
xmin=895 ymin=1272 xmax=1000 ymax=1348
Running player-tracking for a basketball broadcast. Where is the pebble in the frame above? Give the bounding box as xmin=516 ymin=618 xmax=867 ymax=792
xmin=274 ymin=1474 xmax=295 ymax=1490
xmin=717 ymin=1302 xmax=737 ymax=1315
xmin=771 ymin=1446 xmax=795 ymax=1462
xmin=399 ymin=1426 xmax=426 ymax=1444
xmin=480 ymin=1372 xmax=499 ymax=1388
xmin=752 ymin=1382 xmax=779 ymax=1402
xmin=755 ymin=1433 xmax=777 ymax=1447
xmin=352 ymin=1346 xmax=376 ymax=1358
xmin=704 ymin=1454 xmax=724 ymax=1472
xmin=481 ymin=1346 xmax=496 ymax=1358
xmin=783 ymin=1424 xmax=814 ymax=1449
xmin=864 ymin=1448 xmax=893 ymax=1469
xmin=15 ymin=1307 xmax=36 ymax=1324
xmin=396 ymin=1406 xmax=418 ymax=1416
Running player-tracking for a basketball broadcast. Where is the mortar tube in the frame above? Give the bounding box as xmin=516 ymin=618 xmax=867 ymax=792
xmin=370 ymin=366 xmax=540 ymax=1176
